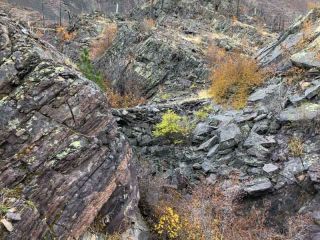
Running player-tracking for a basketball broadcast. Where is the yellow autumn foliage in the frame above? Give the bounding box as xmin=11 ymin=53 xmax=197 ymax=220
xmin=154 ymin=207 xmax=182 ymax=239
xmin=209 ymin=54 xmax=264 ymax=109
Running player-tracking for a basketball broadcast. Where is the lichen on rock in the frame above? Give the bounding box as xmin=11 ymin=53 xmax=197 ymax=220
xmin=0 ymin=13 xmax=138 ymax=239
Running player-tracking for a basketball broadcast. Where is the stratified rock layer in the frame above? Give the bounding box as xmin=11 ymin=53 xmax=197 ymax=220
xmin=0 ymin=13 xmax=138 ymax=239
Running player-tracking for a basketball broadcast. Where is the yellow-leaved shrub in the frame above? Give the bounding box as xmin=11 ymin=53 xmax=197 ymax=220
xmin=154 ymin=207 xmax=182 ymax=239
xmin=153 ymin=110 xmax=193 ymax=141
xmin=209 ymin=54 xmax=265 ymax=109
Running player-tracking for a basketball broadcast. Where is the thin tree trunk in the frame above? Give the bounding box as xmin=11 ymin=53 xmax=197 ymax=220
xmin=41 ymin=0 xmax=45 ymax=27
xmin=59 ymin=0 xmax=62 ymax=26
xmin=236 ymin=0 xmax=240 ymax=18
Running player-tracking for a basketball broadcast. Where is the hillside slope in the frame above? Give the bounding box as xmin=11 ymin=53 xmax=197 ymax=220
xmin=0 ymin=1 xmax=320 ymax=240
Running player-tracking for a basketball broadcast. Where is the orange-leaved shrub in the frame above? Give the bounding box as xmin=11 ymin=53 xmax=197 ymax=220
xmin=56 ymin=26 xmax=76 ymax=41
xmin=90 ymin=23 xmax=118 ymax=60
xmin=209 ymin=53 xmax=265 ymax=109
xmin=141 ymin=18 xmax=156 ymax=32
xmin=105 ymin=81 xmax=145 ymax=108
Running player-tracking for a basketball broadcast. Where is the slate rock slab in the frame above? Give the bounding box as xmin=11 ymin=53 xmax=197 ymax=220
xmin=244 ymin=177 xmax=273 ymax=196
xmin=0 ymin=14 xmax=138 ymax=240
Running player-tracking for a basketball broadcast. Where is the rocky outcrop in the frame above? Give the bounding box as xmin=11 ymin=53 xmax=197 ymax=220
xmin=1 ymin=2 xmax=319 ymax=238
xmin=43 ymin=13 xmax=114 ymax=62
xmin=93 ymin=7 xmax=320 ymax=237
xmin=93 ymin=3 xmax=274 ymax=103
xmin=257 ymin=8 xmax=320 ymax=69
xmin=95 ymin=23 xmax=209 ymax=102
xmin=0 ymin=13 xmax=138 ymax=239
xmin=34 ymin=0 xmax=275 ymax=104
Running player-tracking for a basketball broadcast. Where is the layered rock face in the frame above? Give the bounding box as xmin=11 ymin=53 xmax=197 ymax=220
xmin=257 ymin=8 xmax=320 ymax=69
xmin=43 ymin=13 xmax=113 ymax=62
xmin=93 ymin=0 xmax=274 ymax=103
xmin=35 ymin=0 xmax=275 ymax=104
xmin=95 ymin=23 xmax=209 ymax=101
xmin=0 ymin=13 xmax=138 ymax=239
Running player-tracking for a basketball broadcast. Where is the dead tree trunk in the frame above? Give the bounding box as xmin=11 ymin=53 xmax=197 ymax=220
xmin=59 ymin=0 xmax=62 ymax=26
xmin=41 ymin=0 xmax=45 ymax=27
xmin=236 ymin=0 xmax=240 ymax=18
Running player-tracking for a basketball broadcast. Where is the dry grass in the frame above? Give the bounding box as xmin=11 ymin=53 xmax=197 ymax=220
xmin=106 ymin=232 xmax=121 ymax=240
xmin=142 ymin=172 xmax=311 ymax=240
xmin=288 ymin=137 xmax=304 ymax=157
xmin=151 ymin=182 xmax=308 ymax=240
xmin=106 ymin=88 xmax=146 ymax=108
xmin=56 ymin=26 xmax=76 ymax=41
xmin=307 ymin=1 xmax=320 ymax=10
xmin=142 ymin=18 xmax=156 ymax=31
xmin=232 ymin=15 xmax=238 ymax=23
xmin=302 ymin=19 xmax=314 ymax=41
xmin=283 ymin=67 xmax=306 ymax=85
xmin=105 ymin=81 xmax=145 ymax=108
xmin=206 ymin=45 xmax=227 ymax=65
xmin=34 ymin=29 xmax=44 ymax=38
xmin=197 ymin=89 xmax=211 ymax=99
xmin=209 ymin=53 xmax=265 ymax=109
xmin=90 ymin=23 xmax=118 ymax=60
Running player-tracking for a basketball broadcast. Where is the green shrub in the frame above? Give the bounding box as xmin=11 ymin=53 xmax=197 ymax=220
xmin=194 ymin=105 xmax=213 ymax=121
xmin=78 ymin=48 xmax=105 ymax=91
xmin=0 ymin=204 xmax=9 ymax=216
xmin=153 ymin=110 xmax=193 ymax=141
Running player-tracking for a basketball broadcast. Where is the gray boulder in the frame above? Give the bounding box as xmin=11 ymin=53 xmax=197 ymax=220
xmin=218 ymin=123 xmax=241 ymax=150
xmin=291 ymin=51 xmax=320 ymax=69
xmin=279 ymin=103 xmax=320 ymax=122
xmin=281 ymin=158 xmax=305 ymax=181
xmin=313 ymin=211 xmax=320 ymax=226
xmin=305 ymin=81 xmax=320 ymax=99
xmin=309 ymin=164 xmax=320 ymax=185
xmin=193 ymin=122 xmax=212 ymax=141
xmin=248 ymin=84 xmax=280 ymax=102
xmin=244 ymin=132 xmax=276 ymax=148
xmin=247 ymin=144 xmax=271 ymax=160
xmin=263 ymin=163 xmax=279 ymax=174
xmin=207 ymin=144 xmax=220 ymax=158
xmin=244 ymin=178 xmax=273 ymax=196
xmin=197 ymin=136 xmax=219 ymax=151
